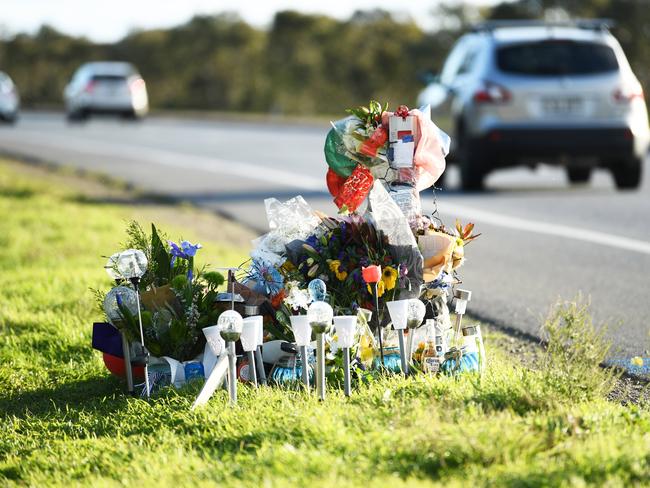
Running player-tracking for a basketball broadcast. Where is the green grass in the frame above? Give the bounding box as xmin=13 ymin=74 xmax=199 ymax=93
xmin=1 ymin=161 xmax=649 ymax=487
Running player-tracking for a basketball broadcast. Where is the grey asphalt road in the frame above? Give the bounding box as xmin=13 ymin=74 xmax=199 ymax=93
xmin=1 ymin=111 xmax=649 ymax=360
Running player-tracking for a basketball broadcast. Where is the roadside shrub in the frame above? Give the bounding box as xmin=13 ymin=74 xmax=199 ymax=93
xmin=540 ymin=298 xmax=618 ymax=402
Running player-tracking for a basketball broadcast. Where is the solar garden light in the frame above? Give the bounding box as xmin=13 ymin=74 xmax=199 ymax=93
xmin=192 ymin=324 xmax=229 ymax=410
xmin=453 ymin=289 xmax=472 ymax=343
xmin=104 ymin=253 xmax=122 ymax=283
xmin=245 ymin=306 xmax=267 ymax=385
xmin=218 ymin=309 xmax=243 ymax=405
xmin=386 ymin=300 xmax=409 ymax=375
xmin=333 ymin=315 xmax=357 ymax=397
xmin=103 ymin=286 xmax=139 ymax=395
xmin=290 ymin=315 xmax=312 ymax=389
xmin=116 ymin=249 xmax=150 ymax=398
xmin=406 ymin=299 xmax=426 ymax=371
xmin=241 ymin=316 xmax=262 ymax=387
xmin=307 ymin=301 xmax=333 ymax=401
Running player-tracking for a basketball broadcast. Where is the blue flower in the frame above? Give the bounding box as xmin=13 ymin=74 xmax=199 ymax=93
xmin=181 ymin=240 xmax=202 ymax=257
xmin=169 ymin=240 xmax=201 ymax=281
xmin=245 ymin=259 xmax=284 ymax=296
xmin=169 ymin=240 xmax=201 ymax=267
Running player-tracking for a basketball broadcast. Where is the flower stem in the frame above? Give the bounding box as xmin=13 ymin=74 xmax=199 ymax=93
xmin=375 ymin=282 xmax=385 ymax=368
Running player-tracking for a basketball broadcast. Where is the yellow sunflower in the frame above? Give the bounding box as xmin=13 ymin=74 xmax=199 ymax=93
xmin=382 ymin=266 xmax=398 ymax=291
xmin=328 ymin=259 xmax=348 ymax=281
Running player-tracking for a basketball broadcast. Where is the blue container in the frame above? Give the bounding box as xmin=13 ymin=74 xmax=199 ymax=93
xmin=440 ymin=347 xmax=480 ymax=376
xmin=184 ymin=362 xmax=205 ymax=382
xmin=269 ymin=355 xmax=314 ymax=387
xmin=372 ymin=346 xmax=403 ymax=373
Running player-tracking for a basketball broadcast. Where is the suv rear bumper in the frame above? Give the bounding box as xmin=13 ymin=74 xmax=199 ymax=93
xmin=473 ymin=127 xmax=639 ymax=168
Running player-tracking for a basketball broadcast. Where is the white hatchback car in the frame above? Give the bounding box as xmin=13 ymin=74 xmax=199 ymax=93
xmin=417 ymin=20 xmax=649 ymax=190
xmin=0 ymin=71 xmax=19 ymax=123
xmin=64 ymin=62 xmax=148 ymax=121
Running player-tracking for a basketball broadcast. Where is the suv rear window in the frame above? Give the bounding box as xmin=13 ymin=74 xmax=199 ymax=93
xmin=497 ymin=40 xmax=618 ymax=76
xmin=91 ymin=74 xmax=128 ymax=82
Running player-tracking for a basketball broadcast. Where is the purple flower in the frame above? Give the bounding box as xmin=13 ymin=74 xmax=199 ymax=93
xmin=181 ymin=240 xmax=202 ymax=257
xmin=169 ymin=240 xmax=201 ymax=281
xmin=169 ymin=240 xmax=202 ymax=267
xmin=399 ymin=264 xmax=409 ymax=287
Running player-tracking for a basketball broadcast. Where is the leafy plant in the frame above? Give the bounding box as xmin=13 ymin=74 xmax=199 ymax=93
xmin=541 ymin=297 xmax=619 ymax=401
xmin=346 ymin=99 xmax=388 ymax=131
xmin=109 ymin=222 xmax=224 ymax=361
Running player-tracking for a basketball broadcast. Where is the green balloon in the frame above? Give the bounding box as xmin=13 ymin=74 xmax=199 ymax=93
xmin=324 ymin=127 xmax=357 ymax=178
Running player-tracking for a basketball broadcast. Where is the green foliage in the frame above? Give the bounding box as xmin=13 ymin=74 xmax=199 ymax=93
xmin=150 ymin=223 xmax=171 ymax=284
xmin=0 ymin=12 xmax=447 ymax=114
xmin=1 ymin=5 xmax=649 ymax=114
xmin=346 ymin=99 xmax=388 ymax=131
xmin=541 ymin=298 xmax=619 ymax=401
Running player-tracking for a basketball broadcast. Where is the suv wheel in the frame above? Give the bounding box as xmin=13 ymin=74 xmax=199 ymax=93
xmin=611 ymin=158 xmax=642 ymax=190
xmin=67 ymin=109 xmax=88 ymax=122
xmin=566 ymin=167 xmax=592 ymax=184
xmin=459 ymin=138 xmax=486 ymax=191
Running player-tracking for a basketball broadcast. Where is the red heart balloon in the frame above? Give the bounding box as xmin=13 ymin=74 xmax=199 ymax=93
xmin=326 ymin=168 xmax=345 ymax=197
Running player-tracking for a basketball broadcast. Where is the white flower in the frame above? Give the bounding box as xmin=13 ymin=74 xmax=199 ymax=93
xmin=284 ymin=281 xmax=312 ymax=311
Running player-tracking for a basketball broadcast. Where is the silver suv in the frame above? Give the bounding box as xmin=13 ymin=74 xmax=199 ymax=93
xmin=417 ymin=20 xmax=649 ymax=190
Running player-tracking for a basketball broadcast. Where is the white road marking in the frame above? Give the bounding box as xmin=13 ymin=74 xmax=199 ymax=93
xmin=3 ymin=128 xmax=650 ymax=255
xmin=440 ymin=202 xmax=650 ymax=255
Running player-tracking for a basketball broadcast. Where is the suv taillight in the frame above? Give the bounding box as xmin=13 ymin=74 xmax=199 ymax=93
xmin=473 ymin=81 xmax=511 ymax=104
xmin=129 ymin=78 xmax=145 ymax=93
xmin=613 ymin=85 xmax=644 ymax=103
xmin=83 ymin=80 xmax=96 ymax=94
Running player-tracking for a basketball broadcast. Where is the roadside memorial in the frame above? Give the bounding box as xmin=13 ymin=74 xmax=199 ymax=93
xmin=91 ymin=101 xmax=482 ymax=403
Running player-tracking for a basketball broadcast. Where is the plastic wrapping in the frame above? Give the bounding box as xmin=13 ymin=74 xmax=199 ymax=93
xmin=367 ymin=181 xmax=418 ymax=249
xmin=252 ymin=196 xmax=320 ymax=258
xmin=387 ymin=183 xmax=421 ymax=226
xmin=381 ymin=108 xmax=449 ymax=191
xmin=325 ymin=117 xmax=388 ymax=178
xmin=418 ymin=232 xmax=456 ymax=282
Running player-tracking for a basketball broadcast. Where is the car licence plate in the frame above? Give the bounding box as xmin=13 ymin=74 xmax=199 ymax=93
xmin=541 ymin=96 xmax=584 ymax=116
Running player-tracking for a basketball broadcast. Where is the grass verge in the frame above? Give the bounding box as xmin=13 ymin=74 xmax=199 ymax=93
xmin=1 ymin=159 xmax=649 ymax=487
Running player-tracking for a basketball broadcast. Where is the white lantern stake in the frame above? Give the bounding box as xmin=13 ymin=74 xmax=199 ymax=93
xmin=253 ymin=317 xmax=267 ymax=385
xmin=453 ymin=289 xmax=472 ymax=343
xmin=241 ymin=317 xmax=260 ymax=388
xmin=334 ymin=316 xmax=356 ymax=397
xmin=290 ymin=315 xmax=312 ymax=390
xmin=405 ymin=299 xmax=426 ymax=375
xmin=116 ymin=250 xmax=150 ymax=398
xmin=131 ymin=285 xmax=150 ymax=398
xmin=387 ymin=300 xmax=410 ymax=376
xmin=218 ymin=310 xmax=244 ymax=405
xmin=308 ymin=302 xmax=333 ymax=401
xmin=121 ymin=331 xmax=134 ymax=394
xmin=316 ymin=333 xmax=325 ymax=399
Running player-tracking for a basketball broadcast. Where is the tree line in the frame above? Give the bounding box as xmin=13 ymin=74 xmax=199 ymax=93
xmin=0 ymin=1 xmax=647 ymax=115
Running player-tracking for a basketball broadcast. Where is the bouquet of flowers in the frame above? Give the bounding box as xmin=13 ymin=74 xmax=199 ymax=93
xmin=99 ymin=222 xmax=224 ymax=362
